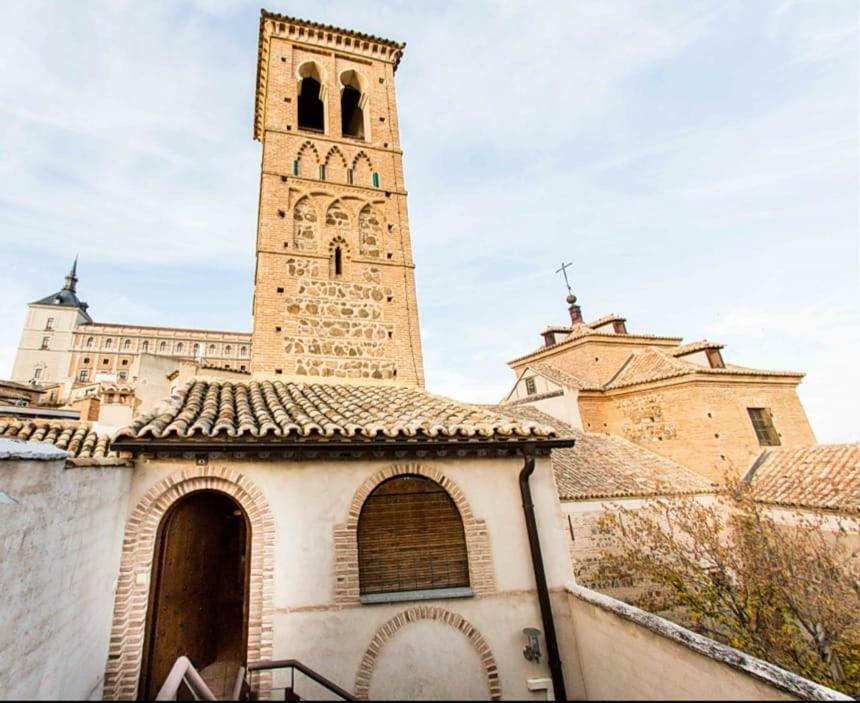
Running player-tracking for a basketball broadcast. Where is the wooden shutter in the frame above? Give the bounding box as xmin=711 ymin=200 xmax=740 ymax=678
xmin=358 ymin=475 xmax=470 ymax=595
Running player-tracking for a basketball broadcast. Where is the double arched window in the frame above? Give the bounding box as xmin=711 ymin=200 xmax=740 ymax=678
xmin=193 ymin=342 xmax=200 ymax=356
xmin=159 ymin=341 xmax=167 ymax=353
xmin=142 ymin=341 xmax=149 ymax=353
xmin=104 ymin=338 xmax=113 ymax=350
xmin=357 ymin=475 xmax=469 ymax=596
xmin=176 ymin=342 xmax=184 ymax=354
xmin=86 ymin=337 xmax=94 ymax=349
xmin=123 ymin=339 xmax=131 ymax=351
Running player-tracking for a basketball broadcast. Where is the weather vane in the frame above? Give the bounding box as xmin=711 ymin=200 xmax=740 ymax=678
xmin=555 ymin=261 xmax=574 ymax=298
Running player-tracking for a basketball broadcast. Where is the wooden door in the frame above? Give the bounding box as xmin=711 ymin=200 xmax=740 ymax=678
xmin=141 ymin=491 xmax=249 ymax=699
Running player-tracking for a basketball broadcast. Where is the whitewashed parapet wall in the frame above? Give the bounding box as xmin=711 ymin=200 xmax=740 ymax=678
xmin=0 ymin=439 xmax=132 ymax=700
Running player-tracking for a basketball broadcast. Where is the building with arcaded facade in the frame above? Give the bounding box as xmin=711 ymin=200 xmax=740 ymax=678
xmin=9 ymin=259 xmax=251 ymax=404
xmin=503 ymin=296 xmax=817 ymax=481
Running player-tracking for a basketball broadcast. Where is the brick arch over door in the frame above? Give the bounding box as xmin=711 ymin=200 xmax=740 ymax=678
xmin=333 ymin=463 xmax=495 ymax=605
xmin=353 ymin=605 xmax=502 ymax=700
xmin=102 ymin=466 xmax=275 ymax=700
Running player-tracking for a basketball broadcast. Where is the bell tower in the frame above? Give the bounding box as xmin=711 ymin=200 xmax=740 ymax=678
xmin=250 ymin=11 xmax=425 ymax=386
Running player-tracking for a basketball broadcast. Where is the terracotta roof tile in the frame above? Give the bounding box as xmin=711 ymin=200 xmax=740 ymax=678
xmin=527 ymin=362 xmax=590 ymax=390
xmin=115 ymin=380 xmax=559 ymax=444
xmin=0 ymin=419 xmax=115 ymax=459
xmin=670 ymin=340 xmax=724 ymax=357
xmin=603 ymin=347 xmax=803 ymax=390
xmin=493 ymin=404 xmax=718 ymax=500
xmin=744 ymin=444 xmax=860 ymax=514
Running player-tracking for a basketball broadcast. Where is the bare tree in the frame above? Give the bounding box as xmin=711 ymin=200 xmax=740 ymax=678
xmin=596 ymin=484 xmax=860 ymax=695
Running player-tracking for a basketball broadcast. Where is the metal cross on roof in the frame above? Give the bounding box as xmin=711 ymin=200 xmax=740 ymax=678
xmin=555 ymin=261 xmax=573 ymax=296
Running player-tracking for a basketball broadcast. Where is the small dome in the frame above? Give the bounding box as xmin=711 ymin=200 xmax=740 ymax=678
xmin=566 ymin=294 xmax=577 ymax=305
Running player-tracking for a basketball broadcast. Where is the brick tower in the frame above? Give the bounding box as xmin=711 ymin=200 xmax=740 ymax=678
xmin=250 ymin=11 xmax=425 ymax=386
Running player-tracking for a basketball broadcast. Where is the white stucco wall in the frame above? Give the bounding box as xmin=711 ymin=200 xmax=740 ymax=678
xmin=555 ymin=585 xmax=848 ymax=701
xmin=0 ymin=446 xmax=132 ymax=700
xmin=126 ymin=453 xmax=573 ymax=700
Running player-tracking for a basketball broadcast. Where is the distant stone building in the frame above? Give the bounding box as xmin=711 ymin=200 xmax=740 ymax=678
xmin=504 ymin=296 xmax=816 ymax=481
xmin=10 ymin=259 xmax=251 ymax=401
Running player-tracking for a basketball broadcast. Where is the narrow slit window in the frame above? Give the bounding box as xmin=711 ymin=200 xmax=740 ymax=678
xmin=334 ymin=246 xmax=343 ymax=276
xmin=372 ymin=171 xmax=380 ymax=188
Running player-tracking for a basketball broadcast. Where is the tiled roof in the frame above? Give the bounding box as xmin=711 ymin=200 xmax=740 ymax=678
xmin=744 ymin=444 xmax=859 ymax=514
xmin=508 ymin=325 xmax=681 ymax=367
xmin=670 ymin=340 xmax=724 ymax=357
xmin=527 ymin=362 xmax=591 ymax=390
xmin=587 ymin=313 xmax=626 ymax=328
xmin=0 ymin=419 xmax=115 ymax=459
xmin=603 ymin=347 xmax=803 ymax=391
xmin=115 ymin=381 xmax=560 ymax=444
xmin=494 ymin=405 xmax=718 ymax=500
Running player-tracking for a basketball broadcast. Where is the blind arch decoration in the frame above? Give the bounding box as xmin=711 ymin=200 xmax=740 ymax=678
xmin=357 ymin=475 xmax=470 ymax=596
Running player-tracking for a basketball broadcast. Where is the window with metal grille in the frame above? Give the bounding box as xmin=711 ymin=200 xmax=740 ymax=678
xmin=357 ymin=475 xmax=469 ymax=596
xmin=748 ymin=407 xmax=780 ymax=446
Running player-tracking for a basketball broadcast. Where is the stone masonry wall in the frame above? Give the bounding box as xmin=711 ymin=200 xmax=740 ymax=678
xmin=579 ymin=380 xmax=816 ymax=481
xmin=251 ymin=26 xmax=424 ymax=385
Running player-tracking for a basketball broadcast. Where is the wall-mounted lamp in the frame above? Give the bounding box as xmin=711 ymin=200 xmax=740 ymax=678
xmin=522 ymin=627 xmax=542 ymax=663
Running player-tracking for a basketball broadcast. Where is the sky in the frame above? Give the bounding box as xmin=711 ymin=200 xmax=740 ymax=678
xmin=0 ymin=0 xmax=856 ymax=442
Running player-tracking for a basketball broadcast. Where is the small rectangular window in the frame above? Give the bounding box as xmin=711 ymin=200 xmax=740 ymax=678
xmin=45 ymin=317 xmax=54 ymax=330
xmin=319 ymin=164 xmax=326 ymax=181
xmin=78 ymin=370 xmax=89 ymax=382
xmin=372 ymin=171 xmax=380 ymax=188
xmin=41 ymin=336 xmax=50 ymax=349
xmin=748 ymin=408 xmax=780 ymax=446
xmin=347 ymin=168 xmax=354 ymax=185
xmin=525 ymin=377 xmax=536 ymax=395
xmin=34 ymin=367 xmax=43 ymax=379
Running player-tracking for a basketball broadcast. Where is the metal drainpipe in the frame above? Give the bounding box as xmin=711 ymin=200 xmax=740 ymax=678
xmin=519 ymin=448 xmax=567 ymax=701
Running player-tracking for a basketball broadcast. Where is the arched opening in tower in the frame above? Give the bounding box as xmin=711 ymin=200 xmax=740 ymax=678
xmin=341 ymin=86 xmax=364 ymax=139
xmin=298 ymin=77 xmax=325 ymax=132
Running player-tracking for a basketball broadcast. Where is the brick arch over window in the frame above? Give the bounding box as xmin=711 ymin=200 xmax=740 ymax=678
xmin=295 ymin=141 xmax=320 ymax=179
xmin=353 ymin=605 xmax=502 ymax=700
xmin=352 ymin=151 xmax=373 ymax=185
xmin=293 ymin=195 xmax=319 ymax=252
xmin=102 ymin=466 xmax=275 ymax=700
xmin=333 ymin=463 xmax=495 ymax=605
xmin=324 ymin=146 xmax=349 ymax=184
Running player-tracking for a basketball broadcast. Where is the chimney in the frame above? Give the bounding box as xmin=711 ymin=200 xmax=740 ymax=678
xmin=567 ymin=294 xmax=583 ymax=325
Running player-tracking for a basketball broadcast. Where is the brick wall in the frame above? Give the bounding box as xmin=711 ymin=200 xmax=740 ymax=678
xmin=579 ymin=380 xmax=816 ymax=480
xmin=250 ymin=22 xmax=424 ymax=385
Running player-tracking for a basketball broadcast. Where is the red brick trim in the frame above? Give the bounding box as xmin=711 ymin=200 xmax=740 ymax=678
xmin=102 ymin=465 xmax=275 ymax=700
xmin=333 ymin=463 xmax=495 ymax=604
xmin=353 ymin=605 xmax=502 ymax=700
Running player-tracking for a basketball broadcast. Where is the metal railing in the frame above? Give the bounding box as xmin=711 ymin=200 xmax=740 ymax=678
xmin=246 ymin=659 xmax=357 ymax=701
xmin=154 ymin=656 xmax=217 ymax=701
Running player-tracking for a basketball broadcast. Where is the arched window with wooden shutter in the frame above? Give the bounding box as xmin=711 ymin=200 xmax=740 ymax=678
xmin=357 ymin=475 xmax=470 ymax=599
